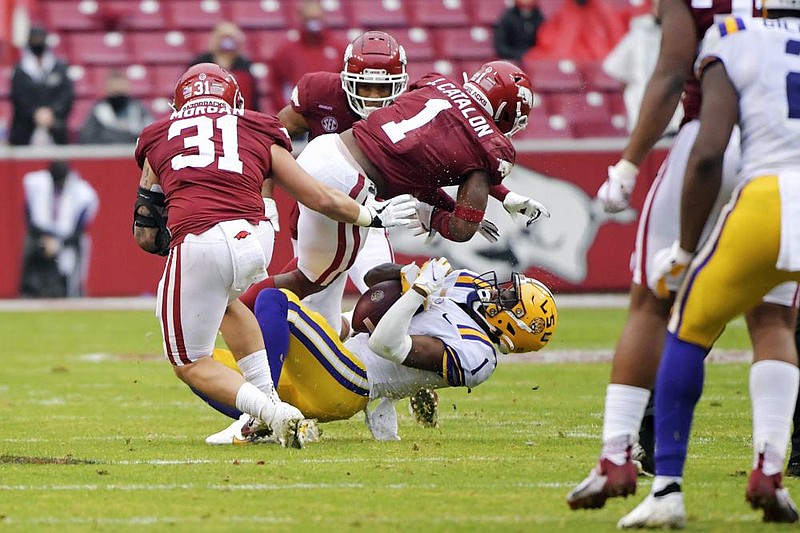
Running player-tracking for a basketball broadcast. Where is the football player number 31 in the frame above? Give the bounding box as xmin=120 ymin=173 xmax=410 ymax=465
xmin=168 ymin=115 xmax=244 ymax=173
xmin=381 ymin=99 xmax=453 ymax=143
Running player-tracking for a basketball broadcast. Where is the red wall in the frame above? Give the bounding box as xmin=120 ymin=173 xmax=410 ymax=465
xmin=0 ymin=143 xmax=668 ymax=298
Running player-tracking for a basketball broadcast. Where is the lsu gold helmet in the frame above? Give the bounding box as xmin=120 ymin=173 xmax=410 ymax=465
xmin=473 ymin=272 xmax=557 ymax=353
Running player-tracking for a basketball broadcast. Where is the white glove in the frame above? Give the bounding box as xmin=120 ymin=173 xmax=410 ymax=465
xmin=263 ymin=197 xmax=280 ymax=232
xmin=400 ymin=262 xmax=420 ymax=293
xmin=596 ymin=159 xmax=638 ymax=213
xmin=503 ymin=191 xmax=550 ymax=226
xmin=411 ymin=201 xmax=434 ymax=237
xmin=365 ymin=194 xmax=418 ymax=228
xmin=651 ymin=241 xmax=694 ymax=299
xmin=477 ymin=218 xmax=499 ymax=243
xmin=413 ymin=257 xmax=452 ymax=298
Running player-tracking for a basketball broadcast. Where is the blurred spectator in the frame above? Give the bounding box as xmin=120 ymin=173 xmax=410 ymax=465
xmin=190 ymin=21 xmax=259 ymax=111
xmin=9 ymin=26 xmax=74 ymax=146
xmin=602 ymin=0 xmax=681 ymax=134
xmin=525 ymin=0 xmax=626 ymax=61
xmin=494 ymin=0 xmax=545 ymax=62
xmin=79 ymin=69 xmax=153 ymax=144
xmin=19 ymin=161 xmax=99 ymax=298
xmin=270 ymin=0 xmax=346 ymax=109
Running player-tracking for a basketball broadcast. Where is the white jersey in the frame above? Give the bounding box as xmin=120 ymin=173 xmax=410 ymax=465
xmin=699 ymin=17 xmax=800 ymax=180
xmin=346 ymin=269 xmax=499 ymax=400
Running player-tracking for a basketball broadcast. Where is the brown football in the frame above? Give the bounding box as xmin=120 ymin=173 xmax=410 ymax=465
xmin=351 ymin=279 xmax=404 ymax=334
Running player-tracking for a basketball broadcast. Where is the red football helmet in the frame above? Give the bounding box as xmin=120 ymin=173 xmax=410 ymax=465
xmin=172 ymin=63 xmax=244 ymax=112
xmin=340 ymin=31 xmax=409 ymax=118
xmin=462 ymin=61 xmax=533 ymax=137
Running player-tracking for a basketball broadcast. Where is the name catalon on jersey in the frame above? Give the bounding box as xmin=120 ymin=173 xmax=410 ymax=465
xmin=426 ymin=78 xmax=495 ymax=138
xmin=170 ymin=103 xmax=244 ymax=120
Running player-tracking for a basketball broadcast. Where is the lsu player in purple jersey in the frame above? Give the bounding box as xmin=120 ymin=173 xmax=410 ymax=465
xmin=618 ymin=5 xmax=800 ymax=527
xmin=568 ymin=0 xmax=799 ymax=510
xmin=132 ymin=63 xmax=416 ymax=448
xmin=240 ymin=60 xmax=548 ymax=344
xmin=202 ymin=257 xmax=558 ymax=444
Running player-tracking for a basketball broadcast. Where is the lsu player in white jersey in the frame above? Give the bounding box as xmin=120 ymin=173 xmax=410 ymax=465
xmin=203 ymin=257 xmax=557 ymax=444
xmin=617 ymin=6 xmax=800 ymax=528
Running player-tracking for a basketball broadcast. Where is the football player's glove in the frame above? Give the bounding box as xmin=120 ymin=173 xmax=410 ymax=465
xmin=363 ymin=194 xmax=418 ymax=229
xmin=596 ymin=159 xmax=638 ymax=213
xmin=652 ymin=241 xmax=694 ymax=298
xmin=502 ymin=191 xmax=550 ymax=226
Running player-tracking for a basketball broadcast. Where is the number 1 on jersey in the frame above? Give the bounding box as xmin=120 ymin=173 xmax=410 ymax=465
xmin=381 ymin=99 xmax=453 ymax=143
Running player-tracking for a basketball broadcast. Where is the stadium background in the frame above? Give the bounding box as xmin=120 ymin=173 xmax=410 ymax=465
xmin=0 ymin=0 xmax=669 ymax=298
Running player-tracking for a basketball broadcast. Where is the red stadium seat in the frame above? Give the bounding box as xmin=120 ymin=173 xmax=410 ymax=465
xmin=516 ymin=101 xmax=575 ymax=139
xmin=250 ymin=62 xmax=274 ymax=96
xmin=350 ymin=0 xmax=410 ymax=28
xmin=66 ymin=65 xmax=101 ymax=99
xmin=469 ymin=0 xmax=508 ymax=26
xmin=145 ymin=97 xmax=175 ymax=120
xmin=229 ymin=0 xmax=290 ymax=30
xmin=42 ymin=1 xmax=101 ymax=32
xmin=387 ymin=27 xmax=436 ymax=62
xmin=408 ymin=0 xmax=471 ymax=27
xmin=0 ymin=99 xmax=11 ymax=141
xmin=435 ymin=27 xmax=495 ymax=61
xmin=549 ymin=92 xmax=626 ymax=138
xmin=582 ymin=62 xmax=624 ymax=92
xmin=525 ymin=59 xmax=585 ymax=93
xmin=67 ymin=32 xmax=131 ymax=66
xmin=319 ymin=0 xmax=351 ymax=28
xmin=0 ymin=65 xmax=13 ymax=99
xmin=252 ymin=30 xmax=293 ymax=64
xmin=68 ymin=98 xmax=96 ymax=141
xmin=164 ymin=0 xmax=227 ymax=31
xmin=406 ymin=59 xmax=455 ymax=84
xmin=152 ymin=65 xmax=188 ymax=99
xmin=107 ymin=0 xmax=169 ymax=31
xmin=129 ymin=32 xmax=196 ymax=65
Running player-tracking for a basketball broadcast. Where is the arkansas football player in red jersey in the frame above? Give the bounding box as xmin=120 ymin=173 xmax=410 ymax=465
xmin=240 ymin=60 xmax=549 ymax=339
xmin=132 ymin=63 xmax=416 ymax=449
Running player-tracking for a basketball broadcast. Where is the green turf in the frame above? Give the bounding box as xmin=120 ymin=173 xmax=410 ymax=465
xmin=0 ymin=308 xmax=781 ymax=532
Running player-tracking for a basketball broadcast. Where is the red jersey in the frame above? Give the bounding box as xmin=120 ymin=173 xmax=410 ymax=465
xmin=352 ymin=73 xmax=515 ymax=200
xmin=135 ymin=101 xmax=292 ymax=247
xmin=682 ymin=0 xmax=759 ymax=121
xmin=292 ymin=71 xmax=359 ymax=139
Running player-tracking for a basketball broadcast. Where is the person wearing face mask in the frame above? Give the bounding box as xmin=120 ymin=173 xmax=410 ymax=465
xmin=19 ymin=160 xmax=99 ymax=298
xmin=79 ymin=69 xmax=153 ymax=144
xmin=493 ymin=0 xmax=546 ymax=61
xmin=9 ymin=26 xmax=74 ymax=146
xmin=190 ymin=21 xmax=258 ymax=111
xmin=270 ymin=0 xmax=347 ymax=109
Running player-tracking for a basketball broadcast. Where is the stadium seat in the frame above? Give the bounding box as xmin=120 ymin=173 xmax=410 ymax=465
xmin=582 ymin=62 xmax=624 ymax=92
xmin=66 ymin=65 xmax=100 ymax=99
xmin=469 ymin=0 xmax=508 ymax=26
xmin=250 ymin=62 xmax=274 ymax=96
xmin=129 ymin=32 xmax=196 ymax=65
xmin=408 ymin=0 xmax=471 ymax=27
xmin=229 ymin=0 xmax=290 ymax=30
xmin=152 ymin=65 xmax=188 ymax=99
xmin=107 ymin=0 xmax=169 ymax=31
xmin=252 ymin=30 xmax=293 ymax=64
xmin=0 ymin=65 xmax=13 ymax=99
xmin=145 ymin=96 xmax=175 ymax=119
xmin=68 ymin=98 xmax=96 ymax=140
xmin=0 ymin=99 xmax=11 ymax=142
xmin=350 ymin=0 xmax=410 ymax=28
xmin=389 ymin=27 xmax=436 ymax=62
xmin=319 ymin=0 xmax=351 ymax=29
xmin=66 ymin=32 xmax=131 ymax=66
xmin=42 ymin=1 xmax=101 ymax=32
xmin=549 ymin=92 xmax=626 ymax=138
xmin=435 ymin=27 xmax=495 ymax=61
xmin=524 ymin=59 xmax=585 ymax=93
xmin=406 ymin=59 xmax=454 ymax=84
xmin=164 ymin=0 xmax=228 ymax=31
xmin=517 ymin=102 xmax=574 ymax=139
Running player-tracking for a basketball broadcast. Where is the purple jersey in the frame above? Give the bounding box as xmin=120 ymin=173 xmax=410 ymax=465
xmin=292 ymin=71 xmax=359 ymax=139
xmin=352 ymin=73 xmax=515 ymax=200
xmin=681 ymin=0 xmax=759 ymax=122
xmin=136 ymin=102 xmax=291 ymax=246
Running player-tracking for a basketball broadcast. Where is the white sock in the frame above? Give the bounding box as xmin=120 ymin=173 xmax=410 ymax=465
xmin=235 ymin=382 xmax=276 ymax=422
xmin=237 ymin=350 xmax=278 ymax=400
xmin=652 ymin=476 xmax=682 ymax=494
xmin=750 ymin=359 xmax=799 ymax=475
xmin=601 ymin=384 xmax=651 ymax=464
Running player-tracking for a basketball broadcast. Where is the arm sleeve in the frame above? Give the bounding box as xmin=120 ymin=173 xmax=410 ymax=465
xmin=367 ymin=289 xmax=426 ymax=364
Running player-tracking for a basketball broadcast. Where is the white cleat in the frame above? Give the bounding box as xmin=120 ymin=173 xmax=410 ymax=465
xmin=409 ymin=387 xmax=439 ymax=428
xmin=266 ymin=401 xmax=318 ymax=449
xmin=205 ymin=413 xmax=280 ymax=446
xmin=617 ymin=488 xmax=687 ymax=529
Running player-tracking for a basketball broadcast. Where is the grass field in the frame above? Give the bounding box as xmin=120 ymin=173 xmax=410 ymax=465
xmin=0 ymin=306 xmax=791 ymax=532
